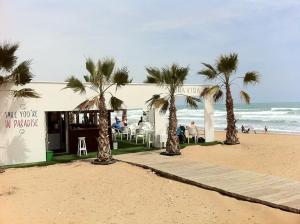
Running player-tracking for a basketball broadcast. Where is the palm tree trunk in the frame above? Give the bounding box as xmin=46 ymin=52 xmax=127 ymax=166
xmin=166 ymin=93 xmax=180 ymax=154
xmin=225 ymin=84 xmax=239 ymax=145
xmin=96 ymin=94 xmax=112 ymax=162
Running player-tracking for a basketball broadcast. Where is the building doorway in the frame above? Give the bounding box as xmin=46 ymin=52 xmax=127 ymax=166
xmin=46 ymin=112 xmax=67 ymax=153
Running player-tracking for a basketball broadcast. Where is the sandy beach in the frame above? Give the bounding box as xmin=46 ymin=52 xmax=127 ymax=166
xmin=182 ymin=132 xmax=300 ymax=181
xmin=0 ymin=132 xmax=300 ymax=224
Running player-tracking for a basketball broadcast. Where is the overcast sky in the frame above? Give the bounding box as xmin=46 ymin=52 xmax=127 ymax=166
xmin=1 ymin=0 xmax=299 ymax=102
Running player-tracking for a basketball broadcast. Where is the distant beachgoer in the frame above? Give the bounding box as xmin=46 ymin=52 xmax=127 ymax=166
xmin=138 ymin=116 xmax=143 ymax=126
xmin=264 ymin=126 xmax=268 ymax=134
xmin=241 ymin=125 xmax=245 ymax=133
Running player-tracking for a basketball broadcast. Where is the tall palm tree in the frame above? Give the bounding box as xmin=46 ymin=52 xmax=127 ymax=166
xmin=198 ymin=53 xmax=259 ymax=145
xmin=0 ymin=42 xmax=39 ymax=98
xmin=145 ymin=64 xmax=200 ymax=155
xmin=0 ymin=42 xmax=39 ymax=173
xmin=65 ymin=58 xmax=131 ymax=164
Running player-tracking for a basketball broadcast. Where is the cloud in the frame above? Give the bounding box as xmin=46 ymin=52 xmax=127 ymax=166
xmin=1 ymin=0 xmax=300 ymax=102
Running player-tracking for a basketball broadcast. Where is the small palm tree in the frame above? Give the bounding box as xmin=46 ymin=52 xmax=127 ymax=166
xmin=145 ymin=64 xmax=200 ymax=155
xmin=0 ymin=42 xmax=39 ymax=98
xmin=65 ymin=58 xmax=131 ymax=164
xmin=198 ymin=53 xmax=259 ymax=145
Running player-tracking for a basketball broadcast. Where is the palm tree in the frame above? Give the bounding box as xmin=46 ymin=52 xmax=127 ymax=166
xmin=198 ymin=53 xmax=259 ymax=145
xmin=65 ymin=58 xmax=131 ymax=164
xmin=0 ymin=42 xmax=39 ymax=98
xmin=0 ymin=42 xmax=39 ymax=173
xmin=145 ymin=64 xmax=200 ymax=155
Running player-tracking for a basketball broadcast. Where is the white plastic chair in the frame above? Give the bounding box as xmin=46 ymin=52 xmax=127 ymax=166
xmin=141 ymin=122 xmax=152 ymax=130
xmin=77 ymin=137 xmax=87 ymax=156
xmin=128 ymin=124 xmax=137 ymax=141
xmin=120 ymin=127 xmax=130 ymax=140
xmin=196 ymin=127 xmax=204 ymax=139
xmin=159 ymin=133 xmax=167 ymax=149
xmin=185 ymin=127 xmax=197 ymax=143
xmin=135 ymin=128 xmax=146 ymax=144
xmin=146 ymin=131 xmax=154 ymax=148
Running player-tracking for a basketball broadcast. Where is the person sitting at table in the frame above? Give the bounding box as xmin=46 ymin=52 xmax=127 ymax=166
xmin=113 ymin=119 xmax=122 ymax=131
xmin=189 ymin=121 xmax=197 ymax=129
xmin=122 ymin=118 xmax=128 ymax=127
xmin=176 ymin=125 xmax=186 ymax=143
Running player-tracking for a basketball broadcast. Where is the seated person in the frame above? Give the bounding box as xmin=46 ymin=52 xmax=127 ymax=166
xmin=122 ymin=118 xmax=128 ymax=127
xmin=176 ymin=125 xmax=186 ymax=143
xmin=189 ymin=121 xmax=197 ymax=129
xmin=112 ymin=120 xmax=122 ymax=131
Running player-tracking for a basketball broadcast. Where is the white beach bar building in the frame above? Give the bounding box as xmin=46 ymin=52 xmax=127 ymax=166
xmin=0 ymin=82 xmax=215 ymax=166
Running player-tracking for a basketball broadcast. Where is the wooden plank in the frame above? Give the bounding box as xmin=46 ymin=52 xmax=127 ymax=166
xmin=115 ymin=151 xmax=300 ymax=214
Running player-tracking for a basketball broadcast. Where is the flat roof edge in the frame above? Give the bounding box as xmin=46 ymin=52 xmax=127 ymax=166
xmin=30 ymin=81 xmax=211 ymax=87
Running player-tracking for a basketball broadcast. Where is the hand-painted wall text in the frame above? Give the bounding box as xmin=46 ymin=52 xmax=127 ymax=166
xmin=4 ymin=110 xmax=38 ymax=128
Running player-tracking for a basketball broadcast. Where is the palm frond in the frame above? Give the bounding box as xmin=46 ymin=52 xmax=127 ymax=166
xmin=243 ymin=71 xmax=260 ymax=85
xmin=145 ymin=67 xmax=164 ymax=84
xmin=11 ymin=60 xmax=33 ymax=85
xmin=85 ymin=58 xmax=96 ymax=77
xmin=100 ymin=58 xmax=115 ymax=80
xmin=146 ymin=94 xmax=161 ymax=107
xmin=12 ymin=88 xmax=40 ymax=98
xmin=172 ymin=64 xmax=189 ymax=86
xmin=159 ymin=98 xmax=169 ymax=113
xmin=200 ymin=85 xmax=223 ymax=102
xmin=213 ymin=88 xmax=223 ymax=102
xmin=112 ymin=67 xmax=131 ymax=89
xmin=75 ymin=96 xmax=99 ymax=110
xmin=186 ymin=96 xmax=200 ymax=109
xmin=161 ymin=67 xmax=172 ymax=84
xmin=217 ymin=53 xmax=238 ymax=75
xmin=240 ymin=90 xmax=250 ymax=104
xmin=202 ymin=63 xmax=216 ymax=72
xmin=110 ymin=96 xmax=123 ymax=110
xmin=198 ymin=63 xmax=218 ymax=80
xmin=65 ymin=76 xmax=86 ymax=94
xmin=200 ymin=87 xmax=210 ymax=97
xmin=0 ymin=42 xmax=19 ymax=71
xmin=198 ymin=68 xmax=218 ymax=80
xmin=146 ymin=94 xmax=169 ymax=113
xmin=83 ymin=75 xmax=90 ymax=82
xmin=152 ymin=97 xmax=169 ymax=113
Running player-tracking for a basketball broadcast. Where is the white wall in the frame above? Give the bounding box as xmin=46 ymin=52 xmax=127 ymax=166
xmin=0 ymin=92 xmax=46 ymax=165
xmin=0 ymin=82 xmax=214 ymax=165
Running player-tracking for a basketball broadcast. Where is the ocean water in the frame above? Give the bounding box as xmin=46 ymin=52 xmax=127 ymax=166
xmin=123 ymin=102 xmax=300 ymax=134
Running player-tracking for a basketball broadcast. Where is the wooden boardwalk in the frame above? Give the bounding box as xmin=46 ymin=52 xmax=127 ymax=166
xmin=115 ymin=150 xmax=300 ymax=214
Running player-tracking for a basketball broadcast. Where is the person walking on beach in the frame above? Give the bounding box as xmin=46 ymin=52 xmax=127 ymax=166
xmin=241 ymin=125 xmax=245 ymax=133
xmin=264 ymin=126 xmax=268 ymax=134
xmin=138 ymin=116 xmax=143 ymax=126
